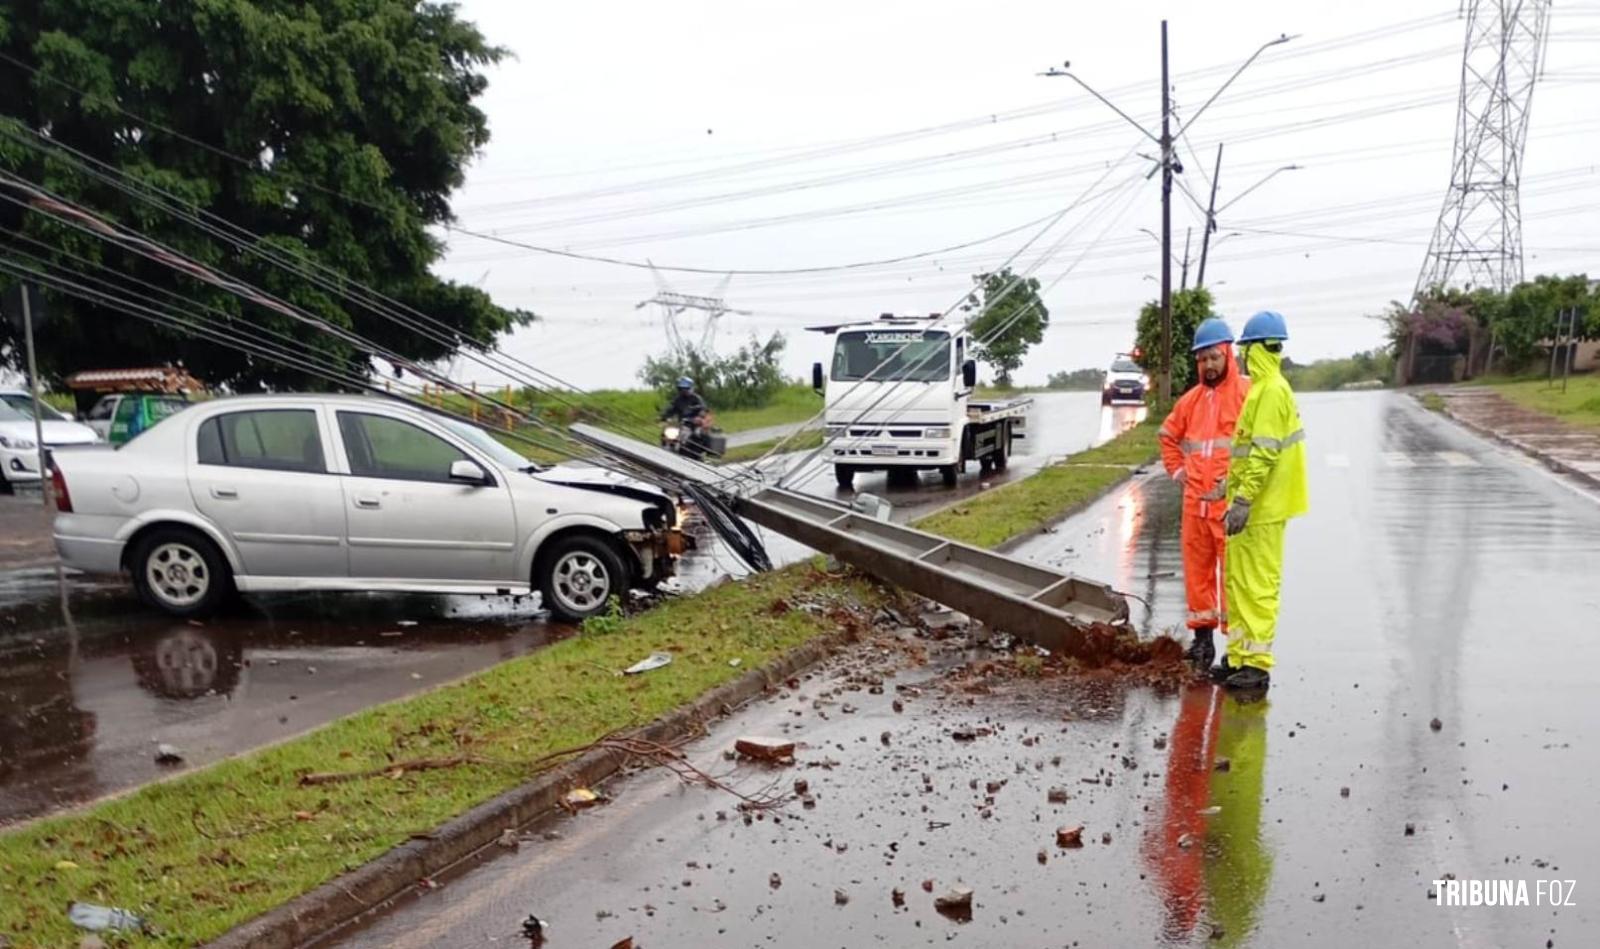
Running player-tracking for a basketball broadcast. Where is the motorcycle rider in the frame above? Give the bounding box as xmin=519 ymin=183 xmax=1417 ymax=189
xmin=660 ymin=377 xmax=711 ymax=453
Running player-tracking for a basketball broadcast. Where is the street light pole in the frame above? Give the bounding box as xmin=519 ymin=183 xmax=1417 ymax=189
xmin=1197 ymin=143 xmax=1224 ymax=289
xmin=1159 ymin=19 xmax=1173 ymax=404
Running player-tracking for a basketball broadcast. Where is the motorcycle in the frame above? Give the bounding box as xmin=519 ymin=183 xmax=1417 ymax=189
xmin=661 ymin=413 xmax=724 ymax=460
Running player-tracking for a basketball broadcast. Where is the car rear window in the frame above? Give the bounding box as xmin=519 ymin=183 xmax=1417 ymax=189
xmin=197 ymin=410 xmax=326 ymax=473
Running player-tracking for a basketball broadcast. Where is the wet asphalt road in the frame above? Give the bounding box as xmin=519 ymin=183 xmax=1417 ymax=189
xmin=0 ymin=393 xmax=1131 ymax=825
xmin=332 ymin=392 xmax=1600 ymax=949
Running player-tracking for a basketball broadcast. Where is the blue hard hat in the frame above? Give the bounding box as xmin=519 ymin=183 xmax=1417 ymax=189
xmin=676 ymin=376 xmax=693 ymax=389
xmin=1238 ymin=310 xmax=1289 ymax=343
xmin=1191 ymin=317 xmax=1234 ymax=352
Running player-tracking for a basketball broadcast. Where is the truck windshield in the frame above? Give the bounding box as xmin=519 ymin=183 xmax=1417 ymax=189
xmin=832 ymin=330 xmax=951 ymax=383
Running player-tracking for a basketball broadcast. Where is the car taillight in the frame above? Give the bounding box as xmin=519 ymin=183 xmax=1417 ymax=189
xmin=51 ymin=465 xmax=72 ymax=513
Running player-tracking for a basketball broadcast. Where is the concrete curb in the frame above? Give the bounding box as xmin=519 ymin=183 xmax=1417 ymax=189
xmin=204 ymin=629 xmax=850 ymax=949
xmin=1431 ymin=398 xmax=1600 ymax=492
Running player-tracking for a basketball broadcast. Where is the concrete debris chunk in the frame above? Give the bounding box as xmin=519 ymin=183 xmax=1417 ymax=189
xmin=1056 ymin=825 xmax=1084 ymax=848
xmin=934 ymin=886 xmax=974 ymax=921
xmin=154 ymin=743 xmax=184 ymax=766
xmin=1047 ymin=787 xmax=1069 ymax=804
xmin=735 ymin=736 xmax=796 ymax=763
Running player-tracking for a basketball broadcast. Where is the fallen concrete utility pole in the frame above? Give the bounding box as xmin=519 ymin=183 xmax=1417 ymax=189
xmin=570 ymin=425 xmax=1130 ymax=656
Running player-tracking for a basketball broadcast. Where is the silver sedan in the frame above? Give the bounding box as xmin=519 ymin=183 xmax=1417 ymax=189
xmin=50 ymin=394 xmax=685 ymax=621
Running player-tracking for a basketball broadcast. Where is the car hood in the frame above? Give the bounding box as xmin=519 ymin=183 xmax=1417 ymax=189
xmin=0 ymin=419 xmax=99 ymax=445
xmin=530 ymin=463 xmax=673 ymax=507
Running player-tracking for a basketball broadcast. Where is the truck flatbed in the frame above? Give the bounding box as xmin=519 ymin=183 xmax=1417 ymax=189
xmin=966 ymin=398 xmax=1031 ymax=423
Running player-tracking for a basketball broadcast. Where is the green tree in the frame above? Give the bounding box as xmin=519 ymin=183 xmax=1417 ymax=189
xmin=1045 ymin=367 xmax=1106 ymax=390
xmin=0 ymin=0 xmax=531 ymax=390
xmin=1133 ymin=287 xmax=1214 ymax=394
xmin=961 ymin=268 xmax=1047 ymax=387
xmin=639 ymin=334 xmax=788 ymax=410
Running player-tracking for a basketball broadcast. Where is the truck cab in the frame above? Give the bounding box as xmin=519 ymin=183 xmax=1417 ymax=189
xmin=810 ymin=316 xmax=1028 ymax=489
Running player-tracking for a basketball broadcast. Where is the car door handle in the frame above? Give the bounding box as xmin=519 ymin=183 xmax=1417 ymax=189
xmin=355 ymin=496 xmax=382 ymax=509
xmin=211 ymin=487 xmax=238 ymax=500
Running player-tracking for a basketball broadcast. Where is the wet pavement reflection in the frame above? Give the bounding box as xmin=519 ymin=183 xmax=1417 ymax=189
xmin=330 ymin=392 xmax=1600 ymax=948
xmin=0 ymin=587 xmax=566 ymax=825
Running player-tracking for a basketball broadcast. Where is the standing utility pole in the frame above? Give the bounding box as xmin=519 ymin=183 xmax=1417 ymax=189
xmin=1197 ymin=144 xmax=1224 ymax=289
xmin=1416 ymin=0 xmax=1553 ymax=296
xmin=1158 ymin=20 xmax=1174 ymax=404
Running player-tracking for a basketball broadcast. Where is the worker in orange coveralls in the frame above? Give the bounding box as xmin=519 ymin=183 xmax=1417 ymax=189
xmin=1159 ymin=316 xmax=1250 ymax=673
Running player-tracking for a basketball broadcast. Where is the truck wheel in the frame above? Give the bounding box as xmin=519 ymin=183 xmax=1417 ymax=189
xmin=130 ymin=527 xmax=234 ymax=618
xmin=835 ymin=465 xmax=855 ymax=489
xmin=992 ymin=430 xmax=1010 ymax=471
xmin=537 ymin=533 xmax=630 ymax=623
xmin=940 ymin=464 xmax=959 ymax=488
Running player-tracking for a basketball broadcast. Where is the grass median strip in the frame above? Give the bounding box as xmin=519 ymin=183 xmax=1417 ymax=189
xmin=0 ymin=565 xmax=887 ymax=947
xmin=716 ymin=427 xmax=824 ymax=464
xmin=913 ymin=420 xmax=1159 ymax=548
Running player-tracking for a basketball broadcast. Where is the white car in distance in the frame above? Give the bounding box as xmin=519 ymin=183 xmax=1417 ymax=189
xmin=0 ymin=388 xmax=100 ymax=490
xmin=50 ymin=394 xmax=685 ymax=621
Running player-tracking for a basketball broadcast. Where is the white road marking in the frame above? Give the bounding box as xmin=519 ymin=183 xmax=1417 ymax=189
xmin=1382 ymin=452 xmax=1416 ymax=468
xmin=1435 ymin=450 xmax=1479 ymax=467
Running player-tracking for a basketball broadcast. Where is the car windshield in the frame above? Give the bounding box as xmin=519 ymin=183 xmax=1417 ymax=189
xmin=442 ymin=418 xmax=541 ymax=470
xmin=1110 ymin=359 xmax=1142 ymax=374
xmin=832 ymin=330 xmax=951 ymax=382
xmin=0 ymin=393 xmax=68 ymax=422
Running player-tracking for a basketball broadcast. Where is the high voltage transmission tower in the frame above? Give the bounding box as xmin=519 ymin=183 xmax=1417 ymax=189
xmin=1416 ymin=0 xmax=1553 ymax=296
xmin=634 ymin=266 xmax=749 ymax=356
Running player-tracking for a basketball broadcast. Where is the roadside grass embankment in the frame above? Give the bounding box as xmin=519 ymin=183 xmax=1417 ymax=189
xmin=0 ymin=416 xmax=1158 ymax=946
xmin=1475 ymin=373 xmax=1600 ymax=432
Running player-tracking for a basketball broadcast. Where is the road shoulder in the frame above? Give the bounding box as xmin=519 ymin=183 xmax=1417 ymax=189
xmin=1429 ymin=387 xmax=1600 ymax=489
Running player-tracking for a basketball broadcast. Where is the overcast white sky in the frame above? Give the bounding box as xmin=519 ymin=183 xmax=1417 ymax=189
xmin=431 ymin=0 xmax=1600 ymax=390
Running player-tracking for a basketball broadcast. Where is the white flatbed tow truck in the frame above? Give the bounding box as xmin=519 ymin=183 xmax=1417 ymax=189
xmin=808 ymin=315 xmax=1031 ymax=488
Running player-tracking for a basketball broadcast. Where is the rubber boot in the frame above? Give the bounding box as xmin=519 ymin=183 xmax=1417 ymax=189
xmin=1185 ymin=626 xmax=1215 ymax=673
xmin=1223 ymin=665 xmax=1270 ymax=691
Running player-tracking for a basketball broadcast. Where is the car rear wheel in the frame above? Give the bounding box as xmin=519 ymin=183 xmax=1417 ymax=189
xmin=131 ymin=527 xmax=234 ymax=617
xmin=537 ymin=534 xmax=630 ymax=623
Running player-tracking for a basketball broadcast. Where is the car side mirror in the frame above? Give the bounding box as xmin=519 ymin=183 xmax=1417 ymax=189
xmin=962 ymin=360 xmax=977 ymax=389
xmin=449 ymin=459 xmax=490 ymax=485
xmin=811 ymin=362 xmax=825 ymax=393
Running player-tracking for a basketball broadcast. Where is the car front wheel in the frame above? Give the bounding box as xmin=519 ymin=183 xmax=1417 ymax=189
xmin=130 ymin=527 xmax=234 ymax=617
xmin=537 ymin=534 xmax=630 ymax=623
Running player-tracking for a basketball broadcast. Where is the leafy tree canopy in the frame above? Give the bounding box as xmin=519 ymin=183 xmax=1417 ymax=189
xmin=1133 ymin=286 xmax=1214 ymax=394
xmin=0 ymin=0 xmax=532 ymax=390
xmin=961 ymin=268 xmax=1047 ymax=387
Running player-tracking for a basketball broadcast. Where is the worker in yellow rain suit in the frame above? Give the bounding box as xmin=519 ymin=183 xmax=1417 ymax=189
xmin=1216 ymin=311 xmax=1308 ymax=691
xmin=1203 ymin=693 xmax=1273 ymax=945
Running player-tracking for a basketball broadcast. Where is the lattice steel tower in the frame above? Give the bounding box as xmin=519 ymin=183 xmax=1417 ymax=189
xmin=1416 ymin=0 xmax=1552 ymax=296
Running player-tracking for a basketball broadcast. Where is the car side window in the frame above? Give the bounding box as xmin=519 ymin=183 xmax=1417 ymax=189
xmin=87 ymin=397 xmax=116 ymax=421
xmin=196 ymin=410 xmax=326 ymax=473
xmin=337 ymin=412 xmax=467 ymax=484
